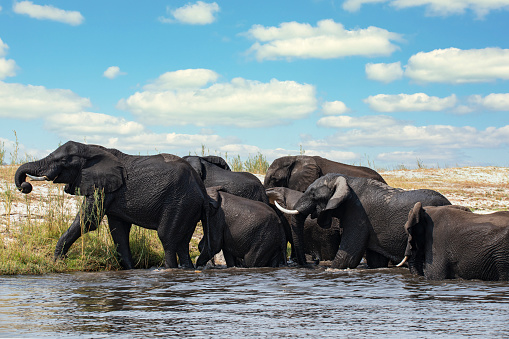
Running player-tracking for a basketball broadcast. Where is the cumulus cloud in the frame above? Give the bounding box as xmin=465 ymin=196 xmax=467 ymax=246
xmin=159 ymin=1 xmax=220 ymax=25
xmin=143 ymin=69 xmax=219 ymax=91
xmin=364 ymin=93 xmax=457 ymax=112
xmin=103 ymin=66 xmax=126 ymax=79
xmin=468 ymin=93 xmax=509 ymax=111
xmin=322 ymin=101 xmax=350 ymax=115
xmin=118 ymin=70 xmax=317 ymax=128
xmin=405 ymin=47 xmax=509 ymax=84
xmin=0 ymin=82 xmax=91 ymax=119
xmin=365 ymin=62 xmax=404 ymax=83
xmin=342 ymin=0 xmax=509 ymax=18
xmin=243 ymin=19 xmax=402 ymax=61
xmin=0 ymin=38 xmax=18 ymax=80
xmin=45 ymin=112 xmax=145 ymax=137
xmin=13 ymin=1 xmax=84 ymax=26
xmin=313 ymin=114 xmax=509 ymax=149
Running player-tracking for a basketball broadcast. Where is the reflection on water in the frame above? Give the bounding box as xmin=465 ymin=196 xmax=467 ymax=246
xmin=1 ymin=266 xmax=508 ymax=337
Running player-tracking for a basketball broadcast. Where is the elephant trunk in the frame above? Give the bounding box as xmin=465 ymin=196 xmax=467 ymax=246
xmin=14 ymin=159 xmax=59 ymax=194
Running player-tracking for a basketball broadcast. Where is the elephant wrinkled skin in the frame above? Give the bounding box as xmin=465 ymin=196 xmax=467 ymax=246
xmin=15 ymin=141 xmax=210 ymax=269
xmin=403 ymin=203 xmax=509 ymax=281
xmin=196 ymin=187 xmax=287 ymax=268
xmin=276 ymin=173 xmax=451 ymax=269
xmin=264 ymin=155 xmax=386 ymax=192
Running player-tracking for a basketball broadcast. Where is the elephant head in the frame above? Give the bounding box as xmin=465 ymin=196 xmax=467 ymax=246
xmin=274 ymin=174 xmax=353 ymax=266
xmin=15 ymin=141 xmax=125 ymax=196
xmin=264 ymin=155 xmax=322 ymax=192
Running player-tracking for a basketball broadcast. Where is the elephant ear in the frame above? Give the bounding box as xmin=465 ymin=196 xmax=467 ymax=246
xmin=288 ymin=157 xmax=322 ymax=192
xmin=324 ymin=176 xmax=351 ymax=212
xmin=183 ymin=156 xmax=204 ymax=179
xmin=403 ymin=202 xmax=427 ymax=275
xmin=202 ymin=156 xmax=231 ymax=171
xmin=76 ymin=147 xmax=125 ymax=196
xmin=206 ymin=186 xmax=222 ymax=212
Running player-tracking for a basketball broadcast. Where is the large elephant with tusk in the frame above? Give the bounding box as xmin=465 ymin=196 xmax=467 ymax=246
xmin=15 ymin=141 xmax=211 ymax=270
xmin=275 ymin=173 xmax=451 ymax=269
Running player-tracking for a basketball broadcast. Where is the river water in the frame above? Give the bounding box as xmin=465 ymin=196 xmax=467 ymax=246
xmin=1 ymin=265 xmax=508 ymax=338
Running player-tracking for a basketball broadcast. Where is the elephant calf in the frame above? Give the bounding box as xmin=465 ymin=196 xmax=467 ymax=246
xmin=196 ymin=187 xmax=287 ymax=268
xmin=401 ymin=202 xmax=509 ymax=281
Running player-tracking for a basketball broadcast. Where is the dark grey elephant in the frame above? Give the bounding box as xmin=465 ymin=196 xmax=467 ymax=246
xmin=196 ymin=186 xmax=287 ymax=268
xmin=183 ymin=155 xmax=268 ymax=203
xmin=266 ymin=187 xmax=340 ymax=263
xmin=276 ymin=173 xmax=451 ymax=269
xmin=15 ymin=141 xmax=210 ymax=269
xmin=264 ymin=155 xmax=386 ymax=192
xmin=400 ymin=202 xmax=509 ymax=281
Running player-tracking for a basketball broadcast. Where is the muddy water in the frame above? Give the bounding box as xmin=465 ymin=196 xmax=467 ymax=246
xmin=1 ymin=266 xmax=508 ymax=337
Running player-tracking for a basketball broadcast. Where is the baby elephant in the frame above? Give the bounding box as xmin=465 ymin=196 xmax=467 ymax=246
xmin=196 ymin=186 xmax=287 ymax=268
xmin=400 ymin=202 xmax=509 ymax=281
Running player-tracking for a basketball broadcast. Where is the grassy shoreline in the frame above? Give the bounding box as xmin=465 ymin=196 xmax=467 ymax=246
xmin=2 ymin=162 xmax=508 ymax=275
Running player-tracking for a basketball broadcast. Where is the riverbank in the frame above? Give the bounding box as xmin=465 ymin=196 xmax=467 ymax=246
xmin=1 ymin=165 xmax=508 ymax=274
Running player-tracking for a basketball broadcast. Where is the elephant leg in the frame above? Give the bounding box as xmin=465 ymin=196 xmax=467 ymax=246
xmin=54 ymin=196 xmax=105 ymax=260
xmin=365 ymin=249 xmax=389 ymax=268
xmin=223 ymin=250 xmax=236 ymax=267
xmin=107 ymin=216 xmax=133 ymax=270
xmin=331 ymin=226 xmax=369 ymax=269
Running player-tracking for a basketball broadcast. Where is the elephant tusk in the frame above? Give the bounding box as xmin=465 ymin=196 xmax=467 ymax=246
xmin=275 ymin=201 xmax=299 ymax=215
xmin=396 ymin=256 xmax=408 ymax=267
xmin=27 ymin=174 xmax=50 ymax=181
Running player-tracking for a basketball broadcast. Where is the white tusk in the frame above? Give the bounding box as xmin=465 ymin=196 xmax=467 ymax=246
xmin=27 ymin=174 xmax=50 ymax=181
xmin=275 ymin=201 xmax=299 ymax=215
xmin=396 ymin=256 xmax=408 ymax=267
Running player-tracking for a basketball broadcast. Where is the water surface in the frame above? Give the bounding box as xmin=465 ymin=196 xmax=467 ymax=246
xmin=1 ymin=266 xmax=508 ymax=337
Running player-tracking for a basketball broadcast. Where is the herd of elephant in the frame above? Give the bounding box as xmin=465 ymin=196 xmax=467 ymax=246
xmin=14 ymin=141 xmax=509 ymax=281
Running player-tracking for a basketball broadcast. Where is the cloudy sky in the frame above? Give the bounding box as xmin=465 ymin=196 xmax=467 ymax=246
xmin=1 ymin=0 xmax=508 ymax=168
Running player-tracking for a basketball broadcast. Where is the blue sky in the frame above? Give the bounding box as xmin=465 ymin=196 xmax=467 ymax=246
xmin=0 ymin=0 xmax=508 ymax=168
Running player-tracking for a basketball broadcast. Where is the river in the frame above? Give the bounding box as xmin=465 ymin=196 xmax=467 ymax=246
xmin=1 ymin=265 xmax=508 ymax=338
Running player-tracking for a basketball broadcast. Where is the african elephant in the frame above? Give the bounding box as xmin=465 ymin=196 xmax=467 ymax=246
xmin=15 ymin=141 xmax=210 ymax=269
xmin=266 ymin=187 xmax=341 ymax=263
xmin=275 ymin=173 xmax=451 ymax=269
xmin=400 ymin=202 xmax=509 ymax=281
xmin=183 ymin=155 xmax=268 ymax=203
xmin=196 ymin=186 xmax=287 ymax=268
xmin=264 ymin=155 xmax=386 ymax=192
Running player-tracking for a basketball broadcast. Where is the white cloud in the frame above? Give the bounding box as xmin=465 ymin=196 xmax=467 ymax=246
xmin=312 ymin=114 xmax=509 ymax=149
xmin=13 ymin=1 xmax=84 ymax=26
xmin=0 ymin=38 xmax=18 ymax=79
xmin=317 ymin=114 xmax=398 ymax=129
xmin=364 ymin=93 xmax=457 ymax=112
xmin=103 ymin=66 xmax=126 ymax=79
xmin=468 ymin=93 xmax=509 ymax=110
xmin=342 ymin=0 xmax=509 ymax=18
xmin=0 ymin=58 xmax=17 ymax=79
xmin=365 ymin=62 xmax=404 ymax=83
xmin=0 ymin=81 xmax=91 ymax=119
xmin=159 ymin=1 xmax=220 ymax=25
xmin=322 ymin=101 xmax=350 ymax=115
xmin=244 ymin=19 xmax=402 ymax=61
xmin=45 ymin=112 xmax=145 ymax=137
xmin=405 ymin=47 xmax=509 ymax=84
xmin=143 ymin=69 xmax=219 ymax=91
xmin=118 ymin=71 xmax=317 ymax=128
xmin=0 ymin=38 xmax=9 ymax=57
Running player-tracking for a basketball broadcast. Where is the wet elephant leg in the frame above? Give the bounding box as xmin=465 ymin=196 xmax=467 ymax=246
xmin=331 ymin=225 xmax=369 ymax=269
xmin=107 ymin=216 xmax=133 ymax=269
